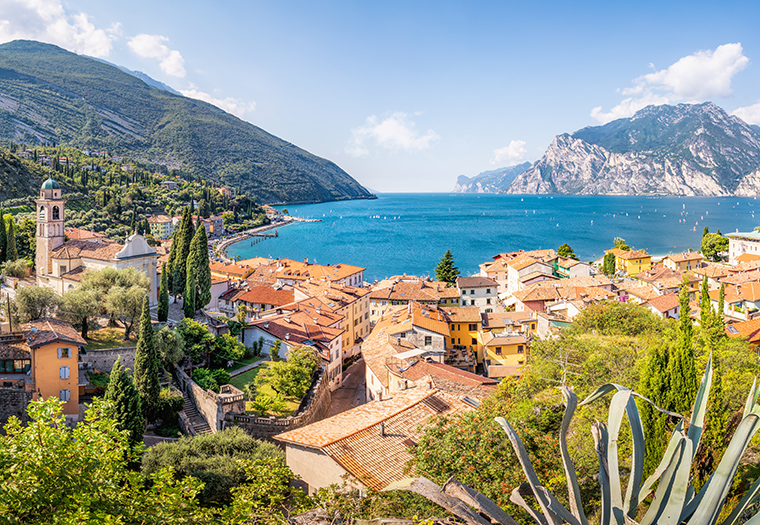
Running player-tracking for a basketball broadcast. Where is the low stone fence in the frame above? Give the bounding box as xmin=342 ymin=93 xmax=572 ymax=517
xmin=175 ymin=368 xmax=246 ymax=433
xmin=226 ymin=368 xmax=331 ymax=441
xmin=0 ymin=381 xmax=32 ymax=428
xmin=80 ymin=347 xmax=137 ymax=373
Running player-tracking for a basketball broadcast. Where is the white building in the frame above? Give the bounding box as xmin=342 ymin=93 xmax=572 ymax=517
xmin=35 ymin=177 xmax=159 ymax=304
xmin=727 ymin=231 xmax=760 ymax=264
xmin=456 ymin=276 xmax=499 ymax=312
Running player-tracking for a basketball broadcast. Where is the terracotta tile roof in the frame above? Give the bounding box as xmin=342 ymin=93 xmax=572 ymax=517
xmin=441 ymin=306 xmax=483 ymax=323
xmin=481 ymin=332 xmax=528 ymax=346
xmin=296 ymin=281 xmax=371 ymax=307
xmin=693 ymin=263 xmax=731 ymax=279
xmin=22 ymin=318 xmax=86 ymax=349
xmin=246 ymin=263 xmax=280 ymax=285
xmin=708 ymin=287 xmax=743 ymax=305
xmin=399 ymin=360 xmax=498 ymax=388
xmin=665 ymin=252 xmax=703 ymax=263
xmin=51 ymin=239 xmax=122 ymax=261
xmin=236 ymin=257 xmax=273 ymax=268
xmin=248 ymin=310 xmax=344 ymax=349
xmin=0 ymin=334 xmax=30 ymax=359
xmin=726 ymin=318 xmax=760 ymax=342
xmin=646 ymin=293 xmax=681 ymax=313
xmin=722 ymin=270 xmax=760 ymax=286
xmin=64 ymin=227 xmax=106 ymax=240
xmin=738 ymin=282 xmax=760 ymax=302
xmin=456 ymin=276 xmax=498 ymax=289
xmin=481 ymin=311 xmax=535 ymax=329
xmin=606 ymin=248 xmax=650 ymax=259
xmin=513 ymin=282 xmax=562 ymax=303
xmin=492 ymin=249 xmax=557 ymax=262
xmin=277 ymin=258 xmax=365 ymax=282
xmin=520 ymin=271 xmax=557 ymax=283
xmin=147 ymin=214 xmax=172 ymax=224
xmin=732 ymin=260 xmax=760 ymax=273
xmin=209 ymin=262 xmax=254 ymax=278
xmin=274 ymin=389 xmax=473 ymax=490
xmin=236 ymin=286 xmax=294 ymax=307
xmin=60 ymin=265 xmax=88 ymax=282
xmin=370 ymin=279 xmax=459 ymax=302
xmin=735 ymin=253 xmax=760 ymax=263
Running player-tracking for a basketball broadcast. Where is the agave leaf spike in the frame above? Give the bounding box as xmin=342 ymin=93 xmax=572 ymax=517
xmin=743 ymin=377 xmax=758 ymax=418
xmin=687 ymin=413 xmax=760 ymax=525
xmin=559 ymin=386 xmax=589 ymax=525
xmin=443 ymin=477 xmax=520 ymax=525
xmin=536 ymin=486 xmax=582 ymax=525
xmin=607 ymin=389 xmax=634 ymax=524
xmin=638 ymin=421 xmax=685 ymax=505
xmin=640 ymin=434 xmax=687 ymax=525
xmin=580 ymin=383 xmax=622 ymax=405
xmin=621 ymin=389 xmax=646 ymax=517
xmin=687 ymin=353 xmax=713 ymax=457
xmin=720 ymin=474 xmax=760 ymax=525
xmin=383 ymin=477 xmax=491 ymax=525
xmin=510 ymin=483 xmax=550 ymax=525
xmin=495 ymin=417 xmax=563 ymax=525
xmin=592 ymin=422 xmax=612 ymax=525
xmin=658 ymin=435 xmax=693 ymax=525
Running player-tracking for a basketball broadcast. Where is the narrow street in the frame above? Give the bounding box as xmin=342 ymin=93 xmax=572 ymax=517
xmin=328 ymin=357 xmax=366 ymax=417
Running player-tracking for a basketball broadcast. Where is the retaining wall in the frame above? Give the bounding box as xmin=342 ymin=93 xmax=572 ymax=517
xmin=176 ymin=368 xmax=245 ymax=433
xmin=80 ymin=347 xmax=137 ymax=372
xmin=227 ymin=368 xmax=331 ymax=441
xmin=0 ymin=383 xmax=32 ymax=428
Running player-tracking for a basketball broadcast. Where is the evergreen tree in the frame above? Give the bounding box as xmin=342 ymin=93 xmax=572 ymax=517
xmin=6 ymin=218 xmax=17 ymax=261
xmin=668 ymin=277 xmax=698 ymax=415
xmin=171 ymin=208 xmax=193 ymax=298
xmin=103 ymin=356 xmax=144 ymax=447
xmin=694 ymin=355 xmax=726 ymax=489
xmin=130 ymin=209 xmax=136 ymax=233
xmin=434 ymin=249 xmax=460 ymax=286
xmin=158 ymin=263 xmax=169 ymax=323
xmin=717 ymin=283 xmax=725 ymax=331
xmin=699 ymin=275 xmax=711 ymax=326
xmin=702 ymin=226 xmax=709 ymax=239
xmin=184 ymin=269 xmax=196 ymax=319
xmin=0 ymin=209 xmax=6 ymax=264
xmin=639 ymin=341 xmax=671 ymax=477
xmin=187 ymin=223 xmax=211 ymax=309
xmin=133 ymin=297 xmax=160 ymax=420
xmin=557 ymin=243 xmax=579 ymax=260
xmin=602 ymin=253 xmax=616 ymax=275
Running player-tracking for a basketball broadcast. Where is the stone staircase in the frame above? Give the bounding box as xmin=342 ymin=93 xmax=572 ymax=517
xmin=181 ymin=391 xmax=212 ymax=435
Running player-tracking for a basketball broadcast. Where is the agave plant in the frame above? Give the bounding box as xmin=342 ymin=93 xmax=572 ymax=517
xmin=387 ymin=355 xmax=760 ymax=525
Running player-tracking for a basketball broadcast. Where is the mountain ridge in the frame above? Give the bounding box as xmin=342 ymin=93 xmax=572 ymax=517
xmin=505 ymin=102 xmax=760 ymax=196
xmin=452 ymin=162 xmax=531 ymax=193
xmin=0 ymin=40 xmax=372 ymax=204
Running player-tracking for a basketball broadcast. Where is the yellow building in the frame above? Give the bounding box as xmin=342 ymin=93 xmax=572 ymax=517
xmin=606 ymin=248 xmax=652 ymax=276
xmin=441 ymin=307 xmax=482 ymax=366
xmin=147 ymin=215 xmax=174 ymax=239
xmin=481 ymin=332 xmax=528 ymax=379
xmin=663 ymin=252 xmax=703 ymax=272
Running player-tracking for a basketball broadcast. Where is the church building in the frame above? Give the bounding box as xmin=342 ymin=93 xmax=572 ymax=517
xmin=35 ymin=177 xmax=159 ymax=304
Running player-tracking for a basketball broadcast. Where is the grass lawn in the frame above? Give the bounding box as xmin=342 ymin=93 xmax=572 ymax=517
xmin=85 ymin=327 xmax=134 ymax=350
xmin=225 ymin=355 xmax=262 ymax=372
xmin=230 ymin=362 xmax=300 ymax=417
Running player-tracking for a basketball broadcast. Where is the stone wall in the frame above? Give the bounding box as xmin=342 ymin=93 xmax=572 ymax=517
xmin=0 ymin=382 xmax=32 ymax=429
xmin=227 ymin=368 xmax=331 ymax=441
xmin=80 ymin=347 xmax=137 ymax=373
xmin=176 ymin=368 xmax=245 ymax=433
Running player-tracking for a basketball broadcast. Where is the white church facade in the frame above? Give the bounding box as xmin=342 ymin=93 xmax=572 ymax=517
xmin=35 ymin=177 xmax=159 ymax=305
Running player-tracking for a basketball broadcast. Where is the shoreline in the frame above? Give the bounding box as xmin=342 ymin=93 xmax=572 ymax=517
xmin=216 ymin=220 xmax=294 ymax=263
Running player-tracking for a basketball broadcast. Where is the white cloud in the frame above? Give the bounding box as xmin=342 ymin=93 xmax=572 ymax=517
xmin=179 ymin=84 xmax=256 ymax=119
xmin=347 ymin=112 xmax=439 ymax=157
xmin=491 ymin=139 xmax=527 ymax=166
xmin=733 ymin=101 xmax=760 ymax=126
xmin=0 ymin=0 xmax=116 ymax=57
xmin=128 ymin=34 xmax=185 ymax=78
xmin=591 ymin=43 xmax=749 ymax=124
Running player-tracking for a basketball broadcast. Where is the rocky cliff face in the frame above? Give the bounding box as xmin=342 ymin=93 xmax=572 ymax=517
xmin=505 ymin=103 xmax=760 ymax=196
xmin=453 ymin=162 xmax=531 ymax=193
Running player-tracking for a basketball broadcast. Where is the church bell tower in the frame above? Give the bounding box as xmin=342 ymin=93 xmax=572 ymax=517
xmin=35 ymin=176 xmax=65 ymax=279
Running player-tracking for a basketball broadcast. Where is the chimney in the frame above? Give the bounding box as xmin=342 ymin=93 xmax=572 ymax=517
xmin=285 ymin=332 xmax=290 ymax=340
xmin=285 ymin=315 xmax=291 ymax=323
xmin=316 ymin=306 xmax=321 ymax=315
xmin=303 ymin=258 xmax=309 ymax=265
xmin=380 ymin=422 xmax=386 ymax=436
xmin=264 ymin=322 xmax=269 ymax=329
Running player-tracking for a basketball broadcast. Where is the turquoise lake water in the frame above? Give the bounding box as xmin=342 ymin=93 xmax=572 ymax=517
xmin=225 ymin=193 xmax=760 ymax=282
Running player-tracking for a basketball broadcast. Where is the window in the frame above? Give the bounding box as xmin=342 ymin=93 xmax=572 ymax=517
xmin=486 ymin=289 xmax=491 ymax=294
xmin=469 ymin=324 xmax=477 ymax=331
xmin=486 ymin=298 xmax=491 ymax=304
xmin=457 ymin=338 xmax=461 ymax=344
xmin=364 ymin=313 xmax=368 ymax=320
xmin=518 ymin=345 xmax=525 ymax=353
xmin=52 ymin=206 xmax=60 ymax=220
xmin=60 ymin=366 xmax=70 ymax=379
xmin=451 ymin=338 xmax=455 ymax=344
xmin=58 ymin=348 xmax=70 ymax=359
xmin=60 ymin=265 xmax=67 ymax=276
xmin=495 ymin=347 xmax=502 ymax=355
xmin=469 ymin=290 xmax=475 ymax=295
xmin=424 ymin=336 xmax=432 ymax=346
xmin=60 ymin=389 xmax=70 ymax=401
xmin=471 ymin=338 xmax=477 ymax=345
xmin=400 ymin=333 xmax=406 ymax=338
xmin=39 ymin=207 xmax=46 ymax=221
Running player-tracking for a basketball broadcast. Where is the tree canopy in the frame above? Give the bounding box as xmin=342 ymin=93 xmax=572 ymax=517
xmin=434 ymin=249 xmax=460 ymax=285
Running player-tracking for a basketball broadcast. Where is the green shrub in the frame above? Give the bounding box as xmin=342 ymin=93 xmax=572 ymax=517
xmin=141 ymin=426 xmax=283 ymax=506
xmin=192 ymin=368 xmax=231 ymax=393
xmin=156 ymin=387 xmax=183 ymax=424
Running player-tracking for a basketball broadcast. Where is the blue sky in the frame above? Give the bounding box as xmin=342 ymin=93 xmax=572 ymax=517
xmin=1 ymin=1 xmax=760 ymax=192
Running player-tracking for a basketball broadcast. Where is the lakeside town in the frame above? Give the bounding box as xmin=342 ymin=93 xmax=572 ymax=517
xmin=2 ymin=160 xmax=760 ymax=500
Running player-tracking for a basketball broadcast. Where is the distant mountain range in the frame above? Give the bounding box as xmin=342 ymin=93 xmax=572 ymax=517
xmin=505 ymin=102 xmax=760 ymax=196
xmin=0 ymin=40 xmax=372 ymax=204
xmin=452 ymin=162 xmax=531 ymax=193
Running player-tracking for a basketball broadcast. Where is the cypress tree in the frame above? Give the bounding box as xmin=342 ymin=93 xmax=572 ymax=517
xmin=130 ymin=208 xmax=136 ymax=233
xmin=184 ymin=268 xmax=196 ymax=319
xmin=717 ymin=283 xmax=725 ymax=331
xmin=668 ymin=277 xmax=698 ymax=415
xmin=0 ymin=209 xmax=6 ymax=264
xmin=158 ymin=263 xmax=169 ymax=323
xmin=702 ymin=226 xmax=709 ymax=239
xmin=133 ymin=296 xmax=160 ymax=420
xmin=103 ymin=356 xmax=144 ymax=447
xmin=699 ymin=275 xmax=711 ymax=325
xmin=6 ymin=218 xmax=17 ymax=261
xmin=171 ymin=207 xmax=192 ymax=298
xmin=639 ymin=341 xmax=671 ymax=477
xmin=187 ymin=223 xmax=211 ymax=309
